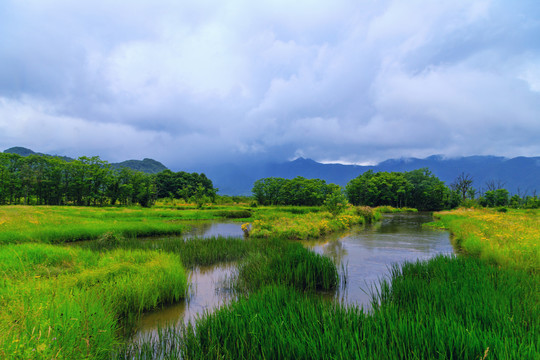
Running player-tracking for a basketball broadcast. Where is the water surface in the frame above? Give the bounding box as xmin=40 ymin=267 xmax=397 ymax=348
xmin=182 ymin=221 xmax=244 ymax=239
xmin=310 ymin=212 xmax=453 ymax=307
xmin=133 ymin=263 xmax=236 ymax=341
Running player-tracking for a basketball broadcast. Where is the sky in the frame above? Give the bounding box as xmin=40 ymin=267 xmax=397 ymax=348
xmin=1 ymin=0 xmax=539 ymax=170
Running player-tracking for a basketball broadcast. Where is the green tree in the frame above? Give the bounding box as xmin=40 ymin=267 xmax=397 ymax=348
xmin=323 ymin=188 xmax=348 ymax=216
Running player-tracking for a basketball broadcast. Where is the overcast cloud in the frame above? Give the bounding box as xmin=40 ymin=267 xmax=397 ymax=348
xmin=1 ymin=0 xmax=539 ymax=169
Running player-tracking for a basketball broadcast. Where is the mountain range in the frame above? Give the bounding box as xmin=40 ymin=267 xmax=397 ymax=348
xmin=191 ymin=155 xmax=540 ymax=196
xmin=3 ymin=147 xmax=539 ymax=196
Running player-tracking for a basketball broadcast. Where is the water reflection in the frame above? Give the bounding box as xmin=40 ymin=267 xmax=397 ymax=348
xmin=182 ymin=221 xmax=244 ymax=239
xmin=310 ymin=213 xmax=453 ymax=308
xmin=133 ymin=264 xmax=236 ymax=341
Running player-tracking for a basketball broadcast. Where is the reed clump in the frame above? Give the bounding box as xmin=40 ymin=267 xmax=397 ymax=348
xmin=236 ymin=238 xmax=338 ymax=292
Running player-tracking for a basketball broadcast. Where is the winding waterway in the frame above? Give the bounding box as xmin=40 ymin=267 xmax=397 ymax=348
xmin=134 ymin=213 xmax=452 ymax=339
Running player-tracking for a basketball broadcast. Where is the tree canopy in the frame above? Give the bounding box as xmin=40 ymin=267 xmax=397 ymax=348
xmin=252 ymin=176 xmax=340 ymax=206
xmin=346 ymin=169 xmax=457 ymax=211
xmin=0 ymin=153 xmax=216 ymax=207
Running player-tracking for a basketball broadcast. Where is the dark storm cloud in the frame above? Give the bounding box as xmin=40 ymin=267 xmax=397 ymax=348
xmin=0 ymin=0 xmax=539 ymax=168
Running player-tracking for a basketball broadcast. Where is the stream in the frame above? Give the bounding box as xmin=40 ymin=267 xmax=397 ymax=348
xmin=133 ymin=213 xmax=452 ymax=339
xmin=308 ymin=212 xmax=453 ymax=307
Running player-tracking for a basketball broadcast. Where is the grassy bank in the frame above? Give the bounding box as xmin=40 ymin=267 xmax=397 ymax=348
xmin=0 ymin=244 xmax=188 ymax=359
xmin=432 ymin=208 xmax=539 ymax=271
xmin=0 ymin=205 xmax=252 ymax=244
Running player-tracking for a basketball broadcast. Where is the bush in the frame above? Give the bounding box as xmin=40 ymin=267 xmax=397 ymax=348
xmin=323 ymin=190 xmax=348 ymax=216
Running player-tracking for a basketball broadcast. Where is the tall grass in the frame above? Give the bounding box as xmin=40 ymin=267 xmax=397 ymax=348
xmin=76 ymin=235 xmax=254 ymax=268
xmin=433 ymin=208 xmax=539 ymax=271
xmin=236 ymin=239 xmax=338 ymax=292
xmin=0 ymin=244 xmax=188 ymax=359
xmin=172 ymin=256 xmax=537 ymax=359
xmin=247 ymin=206 xmax=370 ymax=239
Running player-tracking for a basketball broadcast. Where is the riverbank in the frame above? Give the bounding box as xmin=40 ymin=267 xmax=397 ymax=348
xmin=432 ymin=208 xmax=539 ymax=271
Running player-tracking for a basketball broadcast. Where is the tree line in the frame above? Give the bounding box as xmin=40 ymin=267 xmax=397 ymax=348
xmin=450 ymin=172 xmax=539 ymax=209
xmin=345 ymin=169 xmax=457 ymax=211
xmin=252 ymin=168 xmax=539 ymax=210
xmin=0 ymin=153 xmax=216 ymax=207
xmin=252 ymin=169 xmax=455 ymax=211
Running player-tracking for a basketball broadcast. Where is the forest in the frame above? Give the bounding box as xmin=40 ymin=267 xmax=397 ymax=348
xmin=0 ymin=153 xmax=216 ymax=207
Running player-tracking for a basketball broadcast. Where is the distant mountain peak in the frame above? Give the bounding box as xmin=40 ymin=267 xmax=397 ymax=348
xmin=4 ymin=146 xmax=36 ymax=156
xmin=2 ymin=146 xmax=168 ymax=174
xmin=290 ymin=157 xmax=317 ymax=164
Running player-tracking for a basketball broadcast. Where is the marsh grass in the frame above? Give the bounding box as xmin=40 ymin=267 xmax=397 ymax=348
xmin=236 ymin=239 xmax=338 ymax=292
xmin=0 ymin=244 xmax=188 ymax=359
xmin=76 ymin=235 xmax=254 ymax=268
xmin=128 ymin=256 xmax=537 ymax=360
xmin=247 ymin=206 xmax=368 ymax=239
xmin=433 ymin=208 xmax=539 ymax=271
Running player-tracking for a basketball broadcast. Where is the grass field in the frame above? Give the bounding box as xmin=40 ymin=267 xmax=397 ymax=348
xmin=0 ymin=205 xmax=254 ymax=244
xmin=432 ymin=208 xmax=539 ymax=271
xmin=0 ymin=244 xmax=188 ymax=359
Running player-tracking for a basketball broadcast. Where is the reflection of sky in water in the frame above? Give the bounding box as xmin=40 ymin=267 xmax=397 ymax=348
xmin=134 ymin=264 xmax=236 ymax=342
xmin=182 ymin=221 xmax=244 ymax=239
xmin=311 ymin=213 xmax=453 ymax=309
xmin=134 ymin=221 xmax=243 ymax=341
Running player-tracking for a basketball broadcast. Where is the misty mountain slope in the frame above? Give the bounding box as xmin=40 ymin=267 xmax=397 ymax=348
xmin=198 ymin=156 xmax=540 ymax=196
